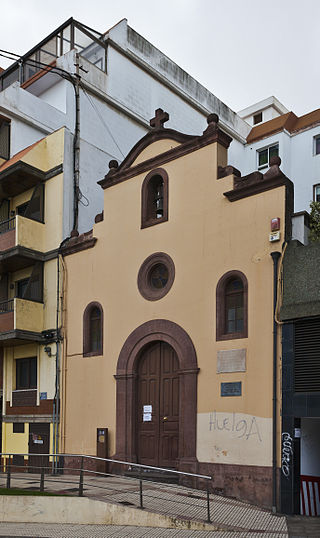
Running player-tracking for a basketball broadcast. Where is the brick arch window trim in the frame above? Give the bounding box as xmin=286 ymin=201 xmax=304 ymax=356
xmin=83 ymin=301 xmax=104 ymax=357
xmin=141 ymin=168 xmax=168 ymax=229
xmin=216 ymin=270 xmax=248 ymax=341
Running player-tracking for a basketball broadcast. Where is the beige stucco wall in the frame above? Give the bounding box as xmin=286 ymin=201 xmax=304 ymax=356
xmin=63 ymin=138 xmax=285 ymax=468
xmin=1 ymin=128 xmax=65 ymax=456
xmin=22 ymin=129 xmax=64 ymax=172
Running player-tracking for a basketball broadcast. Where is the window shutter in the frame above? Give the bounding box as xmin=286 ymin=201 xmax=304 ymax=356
xmin=24 ymin=183 xmax=44 ymax=222
xmin=0 ymin=199 xmax=9 ymax=222
xmin=0 ymin=199 xmax=10 ymax=233
xmin=295 ymin=318 xmax=320 ymax=392
xmin=0 ymin=274 xmax=8 ymax=302
xmin=0 ymin=121 xmax=10 ymax=160
xmin=23 ymin=262 xmax=43 ymax=302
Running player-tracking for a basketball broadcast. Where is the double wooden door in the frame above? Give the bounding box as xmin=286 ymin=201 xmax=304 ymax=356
xmin=136 ymin=341 xmax=180 ymax=468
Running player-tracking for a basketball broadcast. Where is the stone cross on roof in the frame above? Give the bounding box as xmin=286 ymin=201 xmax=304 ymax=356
xmin=150 ymin=108 xmax=169 ymax=129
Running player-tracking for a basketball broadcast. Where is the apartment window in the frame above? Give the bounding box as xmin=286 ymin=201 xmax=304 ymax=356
xmin=253 ymin=112 xmax=263 ymax=125
xmin=13 ymin=423 xmax=25 ymax=433
xmin=314 ymin=184 xmax=320 ymax=202
xmin=314 ymin=135 xmax=320 ymax=156
xmin=83 ymin=302 xmax=103 ymax=357
xmin=0 ymin=118 xmax=10 ymax=160
xmin=141 ymin=168 xmax=168 ymax=229
xmin=16 ymin=357 xmax=37 ymax=389
xmin=16 ymin=278 xmax=29 ymax=299
xmin=257 ymin=144 xmax=279 ymax=169
xmin=16 ymin=202 xmax=29 ymax=216
xmin=15 ymin=263 xmax=44 ymax=303
xmin=216 ymin=270 xmax=248 ymax=341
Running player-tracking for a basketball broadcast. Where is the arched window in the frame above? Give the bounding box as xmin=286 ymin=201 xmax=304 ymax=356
xmin=141 ymin=168 xmax=168 ymax=228
xmin=83 ymin=302 xmax=103 ymax=356
xmin=216 ymin=271 xmax=248 ymax=341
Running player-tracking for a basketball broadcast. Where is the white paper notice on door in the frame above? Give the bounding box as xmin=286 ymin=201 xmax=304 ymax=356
xmin=143 ymin=405 xmax=152 ymax=413
xmin=143 ymin=413 xmax=152 ymax=422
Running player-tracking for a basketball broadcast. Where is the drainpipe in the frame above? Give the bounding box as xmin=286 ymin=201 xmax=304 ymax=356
xmin=271 ymin=251 xmax=281 ymax=512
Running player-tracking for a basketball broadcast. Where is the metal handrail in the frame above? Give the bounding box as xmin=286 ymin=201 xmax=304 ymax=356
xmin=0 ymin=452 xmax=211 ymax=480
xmin=0 ymin=452 xmax=213 ymax=522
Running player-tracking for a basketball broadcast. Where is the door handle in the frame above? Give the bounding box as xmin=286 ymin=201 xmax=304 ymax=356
xmin=163 ymin=416 xmax=168 ymax=421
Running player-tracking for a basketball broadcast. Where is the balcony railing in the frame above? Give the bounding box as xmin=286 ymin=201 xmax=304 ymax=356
xmin=0 ymin=215 xmax=45 ymax=253
xmin=0 ymin=217 xmax=15 ymax=235
xmin=0 ymin=299 xmax=14 ymax=314
xmin=0 ymin=298 xmax=43 ymax=336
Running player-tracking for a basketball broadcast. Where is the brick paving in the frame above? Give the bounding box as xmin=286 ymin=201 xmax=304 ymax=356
xmin=286 ymin=515 xmax=320 ymax=537
xmin=0 ymin=471 xmax=288 ymax=536
xmin=0 ymin=523 xmax=287 ymax=537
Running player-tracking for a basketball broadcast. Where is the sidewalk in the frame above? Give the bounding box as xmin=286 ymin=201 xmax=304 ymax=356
xmin=0 ymin=523 xmax=287 ymax=537
xmin=0 ymin=472 xmax=288 ymax=536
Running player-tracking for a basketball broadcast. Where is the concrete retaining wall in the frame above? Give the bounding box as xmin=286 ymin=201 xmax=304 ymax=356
xmin=0 ymin=496 xmax=217 ymax=530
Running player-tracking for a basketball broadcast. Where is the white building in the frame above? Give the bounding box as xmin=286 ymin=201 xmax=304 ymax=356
xmin=238 ymin=98 xmax=320 ymax=214
xmin=0 ymin=18 xmax=249 ymax=236
xmin=1 ymin=18 xmax=319 ymax=232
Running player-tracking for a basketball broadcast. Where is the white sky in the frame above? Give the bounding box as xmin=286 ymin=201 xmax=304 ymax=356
xmin=1 ymin=0 xmax=319 ymax=116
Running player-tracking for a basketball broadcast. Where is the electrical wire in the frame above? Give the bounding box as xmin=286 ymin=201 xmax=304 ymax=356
xmin=0 ymin=50 xmax=125 ymax=161
xmin=79 ymin=81 xmax=125 ymax=159
xmin=0 ymin=49 xmax=75 ymax=81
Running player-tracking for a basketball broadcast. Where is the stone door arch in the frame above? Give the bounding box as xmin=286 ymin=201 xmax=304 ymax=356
xmin=114 ymin=319 xmax=199 ymax=472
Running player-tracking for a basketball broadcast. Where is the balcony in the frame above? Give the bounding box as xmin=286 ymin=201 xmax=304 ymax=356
xmin=0 ymin=298 xmax=43 ymax=344
xmin=0 ymin=216 xmax=45 ymax=272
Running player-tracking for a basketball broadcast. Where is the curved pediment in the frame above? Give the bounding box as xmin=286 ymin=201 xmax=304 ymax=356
xmin=98 ymin=111 xmax=232 ymax=189
xmin=98 ymin=127 xmax=197 ymax=189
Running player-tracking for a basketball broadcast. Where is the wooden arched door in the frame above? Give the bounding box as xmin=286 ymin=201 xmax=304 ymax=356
xmin=136 ymin=341 xmax=179 ymax=468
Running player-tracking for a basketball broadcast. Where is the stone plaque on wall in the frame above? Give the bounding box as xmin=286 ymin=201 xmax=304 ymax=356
xmin=217 ymin=349 xmax=246 ymax=373
xmin=221 ymin=381 xmax=242 ymax=397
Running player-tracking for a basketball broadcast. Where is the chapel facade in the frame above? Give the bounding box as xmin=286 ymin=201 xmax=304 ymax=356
xmin=61 ymin=110 xmax=292 ymax=508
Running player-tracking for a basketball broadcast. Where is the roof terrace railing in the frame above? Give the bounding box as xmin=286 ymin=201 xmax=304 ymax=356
xmin=0 ymin=19 xmax=107 ymax=92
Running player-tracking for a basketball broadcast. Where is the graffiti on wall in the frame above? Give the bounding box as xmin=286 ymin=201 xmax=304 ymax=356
xmin=209 ymin=410 xmax=262 ymax=441
xmin=197 ymin=411 xmax=272 ymax=466
xmin=281 ymin=432 xmax=293 ymax=478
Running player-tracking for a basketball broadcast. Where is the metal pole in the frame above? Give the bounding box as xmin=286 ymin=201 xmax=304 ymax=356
xmin=139 ymin=468 xmax=144 ymax=509
xmin=206 ymin=480 xmax=211 ymax=523
xmin=40 ymin=468 xmax=45 ymax=492
xmin=78 ymin=457 xmax=84 ymax=496
xmin=6 ymin=461 xmax=11 ymax=489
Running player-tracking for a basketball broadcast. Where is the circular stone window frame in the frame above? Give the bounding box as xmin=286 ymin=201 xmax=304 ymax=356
xmin=138 ymin=252 xmax=175 ymax=301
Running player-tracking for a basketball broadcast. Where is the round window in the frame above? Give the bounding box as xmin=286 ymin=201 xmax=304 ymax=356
xmin=138 ymin=253 xmax=175 ymax=301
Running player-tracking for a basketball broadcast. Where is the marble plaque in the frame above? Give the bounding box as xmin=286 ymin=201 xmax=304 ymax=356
xmin=217 ymin=349 xmax=246 ymax=373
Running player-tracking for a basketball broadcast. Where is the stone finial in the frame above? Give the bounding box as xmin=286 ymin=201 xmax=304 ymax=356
xmin=207 ymin=113 xmax=219 ymax=126
xmin=203 ymin=113 xmax=220 ymax=135
xmin=150 ymin=108 xmax=169 ymax=129
xmin=109 ymin=159 xmax=119 ymax=170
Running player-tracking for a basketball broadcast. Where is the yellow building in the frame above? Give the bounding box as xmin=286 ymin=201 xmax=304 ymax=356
xmin=0 ymin=129 xmax=65 ymax=471
xmin=62 ymin=111 xmax=293 ymax=508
